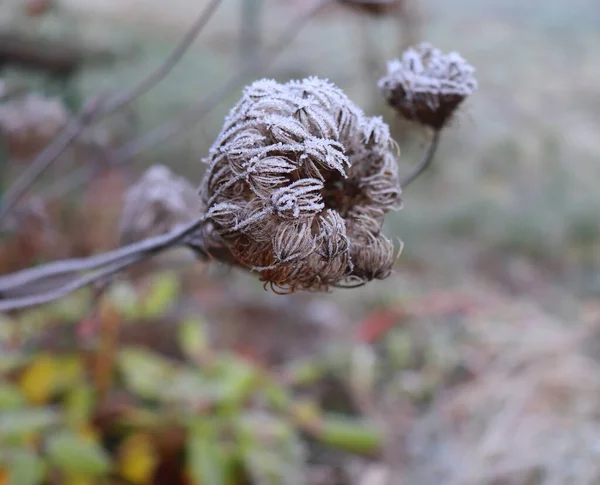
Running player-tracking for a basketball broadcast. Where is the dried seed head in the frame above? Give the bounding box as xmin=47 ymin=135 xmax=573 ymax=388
xmin=119 ymin=165 xmax=204 ymax=245
xmin=379 ymin=43 xmax=477 ymax=129
xmin=201 ymin=77 xmax=403 ymax=292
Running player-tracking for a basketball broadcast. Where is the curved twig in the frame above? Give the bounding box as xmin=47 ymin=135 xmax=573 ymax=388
xmin=0 ymin=254 xmax=143 ymax=312
xmin=399 ymin=129 xmax=441 ymax=188
xmin=0 ymin=213 xmax=209 ymax=310
xmin=41 ymin=0 xmax=331 ymax=202
xmin=0 ymin=0 xmax=224 ymax=223
xmin=65 ymin=0 xmax=332 ymax=176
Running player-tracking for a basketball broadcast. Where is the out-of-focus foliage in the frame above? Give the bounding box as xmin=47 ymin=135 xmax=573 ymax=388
xmin=0 ymin=271 xmax=384 ymax=485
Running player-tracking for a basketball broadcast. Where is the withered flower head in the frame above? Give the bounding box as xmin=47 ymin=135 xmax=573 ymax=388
xmin=378 ymin=42 xmax=477 ymax=129
xmin=200 ymin=77 xmax=402 ymax=292
xmin=120 ymin=165 xmax=204 ymax=245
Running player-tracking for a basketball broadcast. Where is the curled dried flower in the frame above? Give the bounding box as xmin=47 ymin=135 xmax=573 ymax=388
xmin=348 ymin=231 xmax=395 ymax=282
xmin=119 ymin=165 xmax=204 ymax=245
xmin=201 ymin=77 xmax=402 ymax=292
xmin=379 ymin=42 xmax=477 ymax=129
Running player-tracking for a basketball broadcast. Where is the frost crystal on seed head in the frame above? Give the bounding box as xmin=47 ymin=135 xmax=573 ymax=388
xmin=379 ymin=42 xmax=477 ymax=129
xmin=200 ymin=77 xmax=403 ymax=292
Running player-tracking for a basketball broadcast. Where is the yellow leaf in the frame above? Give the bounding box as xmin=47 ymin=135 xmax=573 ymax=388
xmin=19 ymin=354 xmax=56 ymax=405
xmin=117 ymin=434 xmax=157 ymax=485
xmin=0 ymin=468 xmax=8 ymax=485
xmin=63 ymin=476 xmax=94 ymax=485
xmin=19 ymin=355 xmax=83 ymax=405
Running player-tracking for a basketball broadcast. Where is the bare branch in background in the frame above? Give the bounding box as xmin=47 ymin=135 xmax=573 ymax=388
xmin=240 ymin=0 xmax=263 ymax=64
xmin=0 ymin=0 xmax=224 ymax=223
xmin=101 ymin=0 xmax=332 ymax=163
xmin=0 ymin=97 xmax=103 ymax=223
xmin=40 ymin=0 xmax=332 ymax=202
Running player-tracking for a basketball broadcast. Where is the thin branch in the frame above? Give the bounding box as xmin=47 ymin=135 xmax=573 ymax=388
xmin=0 ymin=98 xmax=103 ymax=223
xmin=0 ymin=213 xmax=209 ymax=310
xmin=99 ymin=0 xmax=223 ymax=114
xmin=0 ymin=0 xmax=223 ymax=223
xmin=104 ymin=0 xmax=332 ymax=163
xmin=399 ymin=129 xmax=441 ymax=188
xmin=0 ymin=254 xmax=144 ymax=312
xmin=41 ymin=0 xmax=331 ymax=202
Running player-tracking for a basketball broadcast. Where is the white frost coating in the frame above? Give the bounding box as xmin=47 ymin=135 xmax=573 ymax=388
xmin=201 ymin=76 xmax=402 ymax=291
xmin=379 ymin=42 xmax=478 ymax=101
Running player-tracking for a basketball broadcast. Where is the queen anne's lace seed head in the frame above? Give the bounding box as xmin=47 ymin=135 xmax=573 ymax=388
xmin=379 ymin=43 xmax=477 ymax=129
xmin=201 ymin=77 xmax=403 ymax=292
xmin=119 ymin=165 xmax=204 ymax=244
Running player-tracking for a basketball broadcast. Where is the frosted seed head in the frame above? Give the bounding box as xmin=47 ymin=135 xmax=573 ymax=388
xmin=202 ymin=77 xmax=404 ymax=292
xmin=379 ymin=42 xmax=477 ymax=129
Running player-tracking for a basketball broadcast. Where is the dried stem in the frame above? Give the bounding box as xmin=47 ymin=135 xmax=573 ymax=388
xmin=0 ymin=255 xmax=143 ymax=312
xmin=0 ymin=0 xmax=223 ymax=223
xmin=399 ymin=129 xmax=441 ymax=188
xmin=96 ymin=0 xmax=332 ymax=164
xmin=0 ymin=213 xmax=209 ymax=312
xmin=240 ymin=0 xmax=263 ymax=64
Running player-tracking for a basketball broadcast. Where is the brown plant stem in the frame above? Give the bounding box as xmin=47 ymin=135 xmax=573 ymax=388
xmin=0 ymin=254 xmax=144 ymax=312
xmin=0 ymin=213 xmax=209 ymax=312
xmin=399 ymin=129 xmax=441 ymax=188
xmin=0 ymin=0 xmax=223 ymax=224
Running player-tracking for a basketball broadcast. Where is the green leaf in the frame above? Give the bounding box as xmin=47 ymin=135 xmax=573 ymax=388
xmin=178 ymin=317 xmax=209 ymax=360
xmin=237 ymin=413 xmax=306 ymax=485
xmin=187 ymin=420 xmax=227 ymax=485
xmin=106 ymin=281 xmax=139 ymax=319
xmin=386 ymin=329 xmax=414 ymax=370
xmin=0 ymin=383 xmax=24 ymax=411
xmin=0 ymin=409 xmax=59 ymax=443
xmin=140 ymin=272 xmax=180 ymax=318
xmin=47 ymin=430 xmax=111 ymax=477
xmin=118 ymin=348 xmax=174 ymax=399
xmin=8 ymin=450 xmax=45 ymax=485
xmin=311 ymin=414 xmax=382 ymax=456
xmin=215 ymin=358 xmax=258 ymax=412
xmin=64 ymin=385 xmax=94 ymax=426
xmin=282 ymin=360 xmax=325 ymax=386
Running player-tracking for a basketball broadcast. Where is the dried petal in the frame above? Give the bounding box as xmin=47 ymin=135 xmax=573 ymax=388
xmin=271 ymin=178 xmax=325 ymax=219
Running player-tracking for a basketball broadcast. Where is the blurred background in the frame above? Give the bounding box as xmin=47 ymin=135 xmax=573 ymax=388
xmin=1 ymin=0 xmax=600 ymax=484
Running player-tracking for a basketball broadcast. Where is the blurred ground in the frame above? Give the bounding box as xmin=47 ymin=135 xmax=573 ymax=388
xmin=1 ymin=0 xmax=600 ymax=484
